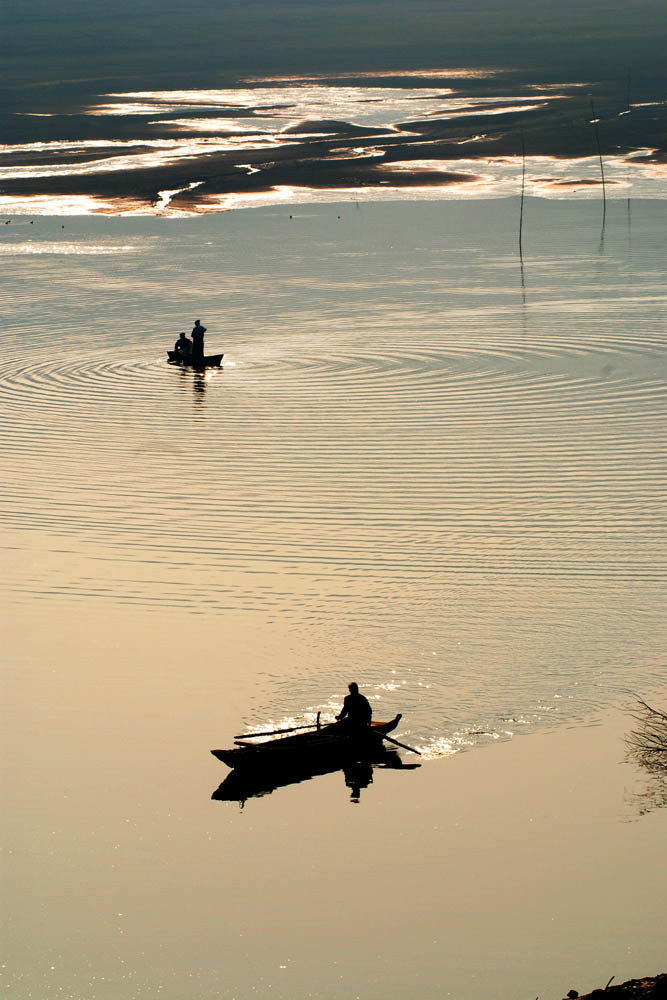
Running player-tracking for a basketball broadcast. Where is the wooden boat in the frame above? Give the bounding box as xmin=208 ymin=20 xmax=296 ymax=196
xmin=211 ymin=713 xmax=403 ymax=770
xmin=212 ymin=748 xmax=420 ymax=803
xmin=167 ymin=351 xmax=223 ymax=368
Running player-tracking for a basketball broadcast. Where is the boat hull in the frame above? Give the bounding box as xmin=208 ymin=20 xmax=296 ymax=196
xmin=211 ymin=714 xmax=402 ymax=770
xmin=212 ymin=748 xmax=419 ymax=803
xmin=167 ymin=351 xmax=223 ymax=368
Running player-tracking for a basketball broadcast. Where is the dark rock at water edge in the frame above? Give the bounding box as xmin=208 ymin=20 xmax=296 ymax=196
xmin=562 ymin=974 xmax=667 ymax=1000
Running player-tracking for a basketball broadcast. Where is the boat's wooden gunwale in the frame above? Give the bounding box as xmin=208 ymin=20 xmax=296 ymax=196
xmin=234 ymin=715 xmax=400 ymax=748
xmin=212 ymin=715 xmax=402 ymax=770
xmin=167 ymin=351 xmax=223 ymax=368
xmin=237 ymin=721 xmax=374 ymax=746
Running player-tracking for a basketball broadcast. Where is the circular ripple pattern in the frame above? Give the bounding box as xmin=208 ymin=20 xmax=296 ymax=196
xmin=2 ymin=331 xmax=665 ymax=577
xmin=2 ymin=199 xmax=666 ymax=748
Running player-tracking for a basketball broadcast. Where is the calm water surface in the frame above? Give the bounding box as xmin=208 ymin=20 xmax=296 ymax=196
xmin=1 ymin=197 xmax=666 ymax=998
xmin=2 ymin=197 xmax=665 ymax=744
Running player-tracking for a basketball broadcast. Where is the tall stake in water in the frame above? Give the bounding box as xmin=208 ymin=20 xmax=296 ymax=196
xmin=518 ymin=131 xmax=526 ymax=259
xmin=625 ymin=70 xmax=632 ymax=237
xmin=590 ymin=97 xmax=606 ymax=219
xmin=518 ymin=131 xmax=527 ymax=303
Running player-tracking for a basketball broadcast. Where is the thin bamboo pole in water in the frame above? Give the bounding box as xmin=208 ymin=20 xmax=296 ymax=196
xmin=518 ymin=131 xmax=526 ymax=258
xmin=590 ymin=97 xmax=606 ymax=218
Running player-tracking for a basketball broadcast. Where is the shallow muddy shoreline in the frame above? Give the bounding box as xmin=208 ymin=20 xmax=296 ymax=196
xmin=2 ymin=71 xmax=665 ymax=215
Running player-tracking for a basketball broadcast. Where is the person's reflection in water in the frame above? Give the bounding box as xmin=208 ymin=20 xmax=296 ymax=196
xmin=193 ymin=371 xmax=207 ymax=402
xmin=343 ymin=760 xmax=373 ymax=803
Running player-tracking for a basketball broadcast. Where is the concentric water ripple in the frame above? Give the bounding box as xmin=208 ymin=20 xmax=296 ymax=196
xmin=2 ymin=333 xmax=664 ymax=576
xmin=2 ymin=198 xmax=665 ymax=745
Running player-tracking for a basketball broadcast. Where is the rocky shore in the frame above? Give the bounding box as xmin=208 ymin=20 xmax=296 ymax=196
xmin=561 ymin=974 xmax=666 ymax=1000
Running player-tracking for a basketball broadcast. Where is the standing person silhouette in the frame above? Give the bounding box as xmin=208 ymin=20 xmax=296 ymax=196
xmin=191 ymin=319 xmax=206 ymax=364
xmin=336 ymin=682 xmax=372 ymax=728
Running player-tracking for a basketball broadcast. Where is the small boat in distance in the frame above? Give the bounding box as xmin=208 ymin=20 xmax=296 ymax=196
xmin=211 ymin=713 xmax=407 ymax=770
xmin=169 ymin=321 xmax=222 ymax=367
xmin=167 ymin=350 xmax=223 ymax=368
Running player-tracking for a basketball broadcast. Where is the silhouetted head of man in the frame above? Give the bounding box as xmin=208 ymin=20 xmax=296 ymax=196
xmin=348 ymin=682 xmax=359 ymax=694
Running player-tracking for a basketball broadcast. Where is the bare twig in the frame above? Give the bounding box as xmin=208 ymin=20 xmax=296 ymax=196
xmin=626 ymin=697 xmax=667 ymax=771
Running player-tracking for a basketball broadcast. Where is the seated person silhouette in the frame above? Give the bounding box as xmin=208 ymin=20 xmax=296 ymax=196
xmin=336 ymin=682 xmax=372 ymax=728
xmin=174 ymin=332 xmax=192 ymax=358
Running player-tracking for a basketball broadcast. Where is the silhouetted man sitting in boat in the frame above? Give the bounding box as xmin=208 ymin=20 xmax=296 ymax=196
xmin=191 ymin=319 xmax=206 ymax=364
xmin=336 ymin=682 xmax=372 ymax=728
xmin=174 ymin=331 xmax=192 ymax=358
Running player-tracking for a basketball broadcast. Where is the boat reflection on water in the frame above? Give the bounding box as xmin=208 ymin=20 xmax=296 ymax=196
xmin=212 ymin=750 xmax=420 ymax=807
xmin=175 ymin=364 xmax=207 ymax=399
xmin=193 ymin=371 xmax=207 ymax=400
xmin=174 ymin=363 xmax=222 ymax=402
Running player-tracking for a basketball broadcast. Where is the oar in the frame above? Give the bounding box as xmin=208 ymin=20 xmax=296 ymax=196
xmin=234 ymin=723 xmax=317 ymax=740
xmin=379 ymin=731 xmax=422 ymax=755
xmin=234 ymin=713 xmax=327 ymax=741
